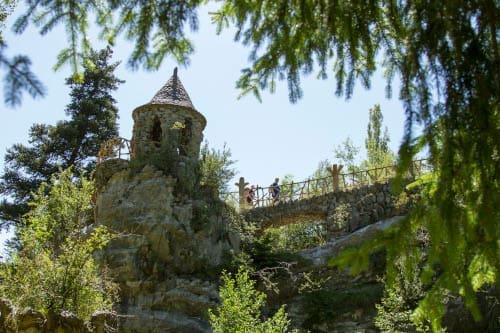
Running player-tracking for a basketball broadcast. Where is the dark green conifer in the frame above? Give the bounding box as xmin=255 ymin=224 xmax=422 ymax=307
xmin=0 ymin=47 xmax=123 ymax=226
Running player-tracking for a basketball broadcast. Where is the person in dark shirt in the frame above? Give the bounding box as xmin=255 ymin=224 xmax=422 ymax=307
xmin=270 ymin=178 xmax=280 ymax=205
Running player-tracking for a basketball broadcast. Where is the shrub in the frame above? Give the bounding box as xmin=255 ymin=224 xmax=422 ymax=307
xmin=209 ymin=266 xmax=297 ymax=333
xmin=0 ymin=169 xmax=118 ymax=321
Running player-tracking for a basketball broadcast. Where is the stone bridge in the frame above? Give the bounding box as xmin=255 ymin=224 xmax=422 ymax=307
xmin=228 ymin=160 xmax=430 ymax=233
xmin=242 ymin=181 xmax=419 ymax=234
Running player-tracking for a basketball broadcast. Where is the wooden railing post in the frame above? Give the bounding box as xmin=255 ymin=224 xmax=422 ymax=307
xmin=329 ymin=164 xmax=343 ymax=191
xmin=235 ymin=177 xmax=249 ymax=208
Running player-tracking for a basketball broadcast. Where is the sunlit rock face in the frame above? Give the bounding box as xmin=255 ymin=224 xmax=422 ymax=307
xmin=95 ymin=162 xmax=238 ymax=333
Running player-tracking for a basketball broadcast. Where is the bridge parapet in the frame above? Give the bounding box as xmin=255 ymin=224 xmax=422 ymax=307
xmin=230 ymin=159 xmax=430 ymax=210
xmin=243 ymin=180 xmax=421 ymax=234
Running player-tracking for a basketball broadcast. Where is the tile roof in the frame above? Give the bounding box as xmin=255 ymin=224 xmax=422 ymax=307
xmin=149 ymin=68 xmax=196 ymax=110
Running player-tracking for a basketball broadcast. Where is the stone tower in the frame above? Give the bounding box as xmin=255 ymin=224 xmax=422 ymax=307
xmin=131 ymin=67 xmax=206 ymax=164
xmin=94 ymin=70 xmax=237 ymax=333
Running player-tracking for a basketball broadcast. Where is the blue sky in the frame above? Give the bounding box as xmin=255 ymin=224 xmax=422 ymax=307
xmin=1 ymin=3 xmax=407 ymax=252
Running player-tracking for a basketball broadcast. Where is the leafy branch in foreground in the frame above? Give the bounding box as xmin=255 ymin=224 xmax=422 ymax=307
xmin=330 ymin=171 xmax=498 ymax=330
xmin=10 ymin=0 xmax=202 ymax=73
xmin=0 ymin=43 xmax=46 ymax=107
xmin=0 ymin=1 xmax=45 ymax=107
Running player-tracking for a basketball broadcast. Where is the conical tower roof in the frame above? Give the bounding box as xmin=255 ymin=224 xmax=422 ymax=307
xmin=149 ymin=68 xmax=196 ymax=110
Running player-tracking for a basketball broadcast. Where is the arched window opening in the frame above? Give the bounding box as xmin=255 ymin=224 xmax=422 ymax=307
xmin=150 ymin=117 xmax=162 ymax=147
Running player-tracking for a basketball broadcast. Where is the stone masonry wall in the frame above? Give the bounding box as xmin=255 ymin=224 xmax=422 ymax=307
xmin=131 ymin=105 xmax=205 ymax=160
xmin=244 ymin=181 xmax=418 ymax=235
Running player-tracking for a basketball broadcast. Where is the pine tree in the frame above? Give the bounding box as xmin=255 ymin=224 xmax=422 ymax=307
xmin=0 ymin=47 xmax=123 ymax=226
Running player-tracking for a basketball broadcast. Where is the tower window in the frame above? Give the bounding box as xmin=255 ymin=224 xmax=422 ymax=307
xmin=151 ymin=117 xmax=162 ymax=147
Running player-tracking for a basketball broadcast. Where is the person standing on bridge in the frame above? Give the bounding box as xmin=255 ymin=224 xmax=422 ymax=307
xmin=270 ymin=178 xmax=280 ymax=205
xmin=246 ymin=185 xmax=256 ymax=206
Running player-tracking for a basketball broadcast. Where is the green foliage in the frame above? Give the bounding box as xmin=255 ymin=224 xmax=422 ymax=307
xmin=0 ymin=47 xmax=122 ymax=226
xmin=375 ymin=255 xmax=427 ymax=332
xmin=10 ymin=0 xmax=201 ymax=74
xmin=277 ymin=173 xmax=295 ymax=197
xmin=212 ymin=0 xmax=381 ymax=103
xmin=363 ymin=104 xmax=394 ymax=169
xmin=263 ymin=222 xmax=326 ymax=252
xmin=208 ymin=267 xmax=297 ymax=333
xmin=0 ymin=44 xmax=45 ymax=108
xmin=199 ymin=141 xmax=237 ymax=197
xmin=212 ymin=1 xmax=500 ymax=328
xmin=303 ymin=284 xmax=384 ymax=330
xmin=307 ymin=160 xmax=332 ymax=195
xmin=4 ymin=1 xmax=498 ymax=329
xmin=0 ymin=169 xmax=118 ymax=320
xmin=330 ymin=203 xmax=352 ymax=231
xmin=331 ymin=180 xmax=499 ymax=330
xmin=333 ymin=137 xmax=360 ymax=173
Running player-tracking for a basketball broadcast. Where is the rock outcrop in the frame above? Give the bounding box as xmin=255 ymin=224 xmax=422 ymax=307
xmin=94 ymin=162 xmax=238 ymax=332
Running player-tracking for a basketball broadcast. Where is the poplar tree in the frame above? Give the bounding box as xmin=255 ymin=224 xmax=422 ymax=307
xmin=0 ymin=47 xmax=122 ymax=226
xmin=364 ymin=104 xmax=393 ymax=168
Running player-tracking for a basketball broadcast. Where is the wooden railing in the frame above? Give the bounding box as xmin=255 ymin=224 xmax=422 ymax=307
xmin=228 ymin=159 xmax=431 ymax=209
xmin=97 ymin=138 xmax=132 ymax=164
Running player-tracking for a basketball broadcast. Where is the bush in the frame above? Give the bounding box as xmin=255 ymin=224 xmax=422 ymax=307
xmin=0 ymin=169 xmax=118 ymax=321
xmin=209 ymin=266 xmax=297 ymax=333
xmin=262 ymin=221 xmax=326 ymax=252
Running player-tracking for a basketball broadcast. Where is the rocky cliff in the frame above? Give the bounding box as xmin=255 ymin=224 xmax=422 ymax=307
xmin=94 ymin=160 xmax=238 ymax=332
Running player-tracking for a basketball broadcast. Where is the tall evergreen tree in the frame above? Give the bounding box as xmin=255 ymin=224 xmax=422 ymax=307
xmin=364 ymin=104 xmax=393 ymax=168
xmin=0 ymin=47 xmax=123 ymax=227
